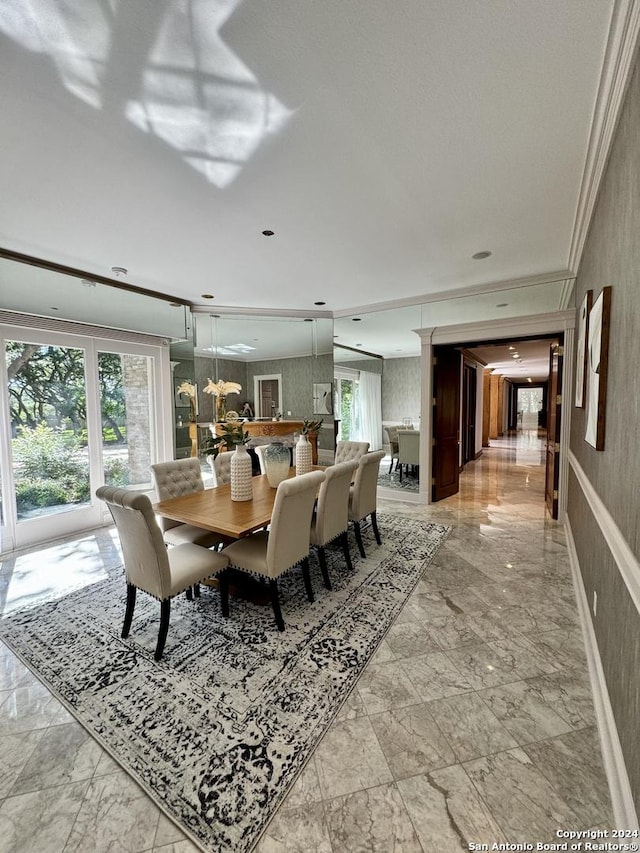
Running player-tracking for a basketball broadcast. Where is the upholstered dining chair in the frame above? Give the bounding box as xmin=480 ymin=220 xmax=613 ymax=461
xmin=335 ymin=440 xmax=370 ymax=464
xmin=96 ymin=486 xmax=229 ymax=660
xmin=208 ymin=450 xmax=234 ymax=487
xmin=310 ymin=459 xmax=358 ymax=589
xmin=348 ymin=450 xmax=385 ymax=558
xmin=254 ymin=444 xmax=267 ymax=475
xmin=397 ymin=430 xmax=420 ymax=482
xmin=222 ymin=470 xmax=326 ymax=631
xmin=385 ymin=426 xmax=400 ymax=473
xmin=151 ymin=458 xmax=224 ymax=551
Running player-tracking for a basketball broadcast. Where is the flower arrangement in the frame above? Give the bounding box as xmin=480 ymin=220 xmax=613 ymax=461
xmin=200 ymin=422 xmax=250 ymax=458
xmin=176 ymin=381 xmax=197 ymax=422
xmin=203 ymin=379 xmax=242 ymax=421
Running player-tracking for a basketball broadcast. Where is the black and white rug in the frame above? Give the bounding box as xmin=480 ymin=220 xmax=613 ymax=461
xmin=377 ymin=467 xmax=421 ymax=493
xmin=0 ymin=514 xmax=450 ymax=853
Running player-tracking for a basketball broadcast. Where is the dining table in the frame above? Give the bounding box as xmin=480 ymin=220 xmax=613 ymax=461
xmin=153 ymin=467 xmax=321 ymax=540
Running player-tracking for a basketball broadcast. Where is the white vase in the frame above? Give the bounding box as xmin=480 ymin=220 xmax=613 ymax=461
xmin=295 ymin=433 xmax=312 ymax=475
xmin=230 ymin=443 xmax=252 ymax=501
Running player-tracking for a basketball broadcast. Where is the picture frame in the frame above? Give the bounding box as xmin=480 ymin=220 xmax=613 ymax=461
xmin=313 ymin=382 xmax=333 ymax=415
xmin=585 ymin=286 xmax=611 ymax=450
xmin=574 ymin=289 xmax=592 ymax=408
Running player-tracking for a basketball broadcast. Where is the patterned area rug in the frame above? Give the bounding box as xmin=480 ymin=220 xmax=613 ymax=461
xmin=0 ymin=514 xmax=449 ymax=853
xmin=377 ymin=466 xmax=421 ymax=493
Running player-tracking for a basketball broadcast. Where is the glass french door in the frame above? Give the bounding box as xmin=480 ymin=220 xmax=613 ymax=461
xmin=0 ymin=325 xmax=170 ymax=553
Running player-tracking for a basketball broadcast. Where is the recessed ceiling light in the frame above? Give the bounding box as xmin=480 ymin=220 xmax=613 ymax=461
xmin=50 ymin=306 xmax=59 ymax=310
xmin=356 ymin=343 xmax=363 ymax=347
xmin=304 ymin=318 xmax=313 ymax=322
xmin=352 ymin=318 xmax=362 ymax=322
xmin=201 ymin=294 xmax=214 ymax=299
xmin=508 ymin=346 xmax=515 ymax=351
xmin=472 ymin=251 xmax=492 ymax=260
xmin=527 ymin=378 xmax=533 ymax=382
xmin=314 ymin=301 xmax=326 ymax=306
xmin=111 ymin=266 xmax=127 ymax=277
xmin=333 ymin=335 xmax=338 ymax=338
xmin=262 ymin=230 xmax=274 ymax=236
xmin=496 ymin=302 xmax=508 ymax=307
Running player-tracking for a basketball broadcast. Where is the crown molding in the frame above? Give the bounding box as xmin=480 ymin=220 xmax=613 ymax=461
xmin=568 ymin=0 xmax=640 ymax=275
xmin=332 ymin=270 xmax=572 ymax=319
xmin=420 ymin=309 xmax=576 ymax=346
xmin=190 ymin=305 xmax=333 ymax=320
xmin=559 ymin=278 xmax=575 ymax=310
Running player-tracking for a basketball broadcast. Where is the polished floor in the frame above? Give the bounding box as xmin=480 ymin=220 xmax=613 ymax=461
xmin=0 ymin=431 xmax=612 ymax=852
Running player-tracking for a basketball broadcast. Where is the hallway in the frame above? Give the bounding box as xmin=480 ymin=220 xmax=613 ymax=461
xmin=0 ymin=431 xmax=613 ymax=851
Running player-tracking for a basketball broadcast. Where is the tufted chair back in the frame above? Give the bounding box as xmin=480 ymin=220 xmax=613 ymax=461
xmin=266 ymin=471 xmax=326 ymax=576
xmin=349 ymin=450 xmax=385 ymax=522
xmin=310 ymin=460 xmax=358 ymax=548
xmin=335 ymin=440 xmax=370 ymax=464
xmin=210 ymin=451 xmax=234 ymax=487
xmin=151 ymin=458 xmax=205 ymax=533
xmin=97 ymin=486 xmax=171 ymax=599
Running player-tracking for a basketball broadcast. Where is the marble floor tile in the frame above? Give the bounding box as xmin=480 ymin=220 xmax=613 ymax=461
xmin=0 ymin=682 xmax=68 ymax=735
xmin=282 ymin=756 xmax=323 ymax=808
xmin=530 ymin=628 xmax=588 ymax=670
xmin=369 ymin=702 xmax=456 ymax=779
xmin=422 ymin=613 xmax=485 ymax=650
xmin=334 ymin=686 xmax=367 ymax=722
xmin=0 ymin=653 xmax=34 ymax=692
xmin=0 ymin=729 xmax=45 ymax=798
xmin=383 ymin=621 xmax=441 ymax=658
xmin=62 ymin=769 xmax=162 ymax=853
xmin=0 ymin=780 xmax=89 ymax=853
xmin=477 ymin=680 xmax=574 ymax=745
xmin=397 ymin=765 xmax=507 ymax=852
xmin=314 ymin=717 xmax=393 ymax=799
xmin=427 ymin=691 xmax=519 ymax=761
xmin=523 ymin=727 xmax=613 ymax=826
xmin=154 ymin=813 xmax=190 ymax=848
xmin=399 ymin=650 xmax=474 ymax=702
xmin=463 ymin=747 xmax=580 ymax=842
xmin=525 ymin=668 xmax=597 ymax=730
xmin=356 ymin=660 xmax=423 ymax=715
xmin=324 ymin=783 xmax=422 ymax=853
xmin=9 ymin=721 xmax=103 ymax=796
xmin=256 ymin=801 xmax=332 ymax=853
xmin=153 ymin=841 xmax=202 ymax=853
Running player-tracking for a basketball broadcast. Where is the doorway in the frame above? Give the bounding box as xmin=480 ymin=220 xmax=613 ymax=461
xmin=253 ymin=374 xmax=282 ymax=419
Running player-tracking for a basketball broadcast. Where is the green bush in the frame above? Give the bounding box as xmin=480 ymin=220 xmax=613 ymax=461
xmin=13 ymin=423 xmax=89 ymax=482
xmin=104 ymin=458 xmax=130 ymax=487
xmin=15 ymin=479 xmax=71 ymax=511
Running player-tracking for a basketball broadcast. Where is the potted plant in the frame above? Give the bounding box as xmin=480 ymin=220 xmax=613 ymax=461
xmin=200 ymin=421 xmax=250 ymax=459
xmin=301 ymin=418 xmax=323 ymax=435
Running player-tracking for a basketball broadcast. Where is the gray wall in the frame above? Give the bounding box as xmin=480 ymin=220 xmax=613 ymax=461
xmin=568 ymin=47 xmax=640 ymax=812
xmin=382 ymin=356 xmax=421 ymax=427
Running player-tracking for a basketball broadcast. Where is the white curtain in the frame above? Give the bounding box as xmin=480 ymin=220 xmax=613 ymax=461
xmin=354 ymin=370 xmax=382 ymax=450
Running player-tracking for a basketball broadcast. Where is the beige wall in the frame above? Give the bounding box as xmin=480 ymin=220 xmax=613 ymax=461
xmin=568 ymin=46 xmax=640 ymax=813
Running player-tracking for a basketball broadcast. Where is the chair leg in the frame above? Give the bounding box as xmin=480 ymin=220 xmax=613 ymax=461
xmin=185 ymin=586 xmax=193 ymax=601
xmin=399 ymin=463 xmax=403 ymax=482
xmin=341 ymin=532 xmax=353 ymax=571
xmin=219 ymin=571 xmax=230 ymax=618
xmin=318 ymin=547 xmax=332 ymax=590
xmin=301 ymin=557 xmax=315 ymax=602
xmin=371 ymin=511 xmax=382 ymax=545
xmin=155 ymin=599 xmax=171 ymax=661
xmin=354 ymin=521 xmax=366 ymax=558
xmin=193 ymin=583 xmax=201 ymax=598
xmin=269 ymin=579 xmax=285 ymax=631
xmin=122 ymin=583 xmax=136 ymax=638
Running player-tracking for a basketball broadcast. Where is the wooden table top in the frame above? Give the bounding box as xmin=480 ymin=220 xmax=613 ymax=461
xmin=153 ymin=468 xmax=322 ymax=539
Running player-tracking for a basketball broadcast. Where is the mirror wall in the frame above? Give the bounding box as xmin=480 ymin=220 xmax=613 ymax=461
xmin=171 ymin=313 xmax=335 ymax=461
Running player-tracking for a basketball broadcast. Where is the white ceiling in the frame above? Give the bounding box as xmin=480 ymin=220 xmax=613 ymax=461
xmin=465 ymin=339 xmax=557 ymax=381
xmin=0 ymin=0 xmax=616 ymax=318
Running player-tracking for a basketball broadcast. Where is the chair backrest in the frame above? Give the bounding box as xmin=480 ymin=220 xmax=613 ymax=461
xmin=349 ymin=450 xmax=385 ymax=521
xmin=311 ymin=460 xmax=358 ymax=547
xmin=212 ymin=450 xmax=234 ymax=486
xmin=96 ymin=485 xmax=171 ymax=599
xmin=254 ymin=444 xmax=267 ymax=474
xmin=267 ymin=470 xmax=326 ymax=574
xmin=398 ymin=430 xmax=420 ymax=465
xmin=151 ymin=458 xmax=205 ymax=532
xmin=335 ymin=440 xmax=370 ymax=464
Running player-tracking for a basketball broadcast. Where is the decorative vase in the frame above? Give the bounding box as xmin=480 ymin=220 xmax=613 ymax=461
xmin=216 ymin=395 xmax=226 ymax=422
xmin=263 ymin=441 xmax=291 ymax=488
xmin=230 ymin=443 xmax=253 ymax=501
xmin=295 ymin=433 xmax=312 ymax=476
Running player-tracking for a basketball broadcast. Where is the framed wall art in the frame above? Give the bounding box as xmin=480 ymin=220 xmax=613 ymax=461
xmin=585 ymin=286 xmax=611 ymax=450
xmin=574 ymin=289 xmax=592 ymax=408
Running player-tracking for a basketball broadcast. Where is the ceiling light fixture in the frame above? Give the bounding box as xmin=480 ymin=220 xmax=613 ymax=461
xmin=201 ymin=294 xmax=214 ymax=299
xmin=314 ymin=301 xmax=326 ymax=306
xmin=304 ymin=318 xmax=313 ymax=322
xmin=472 ymin=251 xmax=492 ymax=260
xmin=111 ymin=266 xmax=127 ymax=277
xmin=352 ymin=318 xmax=362 ymax=322
xmin=496 ymin=302 xmax=508 ymax=307
xmin=508 ymin=346 xmax=515 ymax=351
xmin=527 ymin=378 xmax=533 ymax=382
xmin=262 ymin=230 xmax=274 ymax=236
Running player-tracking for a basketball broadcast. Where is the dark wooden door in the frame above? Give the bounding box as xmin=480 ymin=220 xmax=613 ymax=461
xmin=432 ymin=346 xmax=462 ymax=501
xmin=462 ymin=363 xmax=477 ymax=464
xmin=545 ymin=343 xmax=563 ymax=518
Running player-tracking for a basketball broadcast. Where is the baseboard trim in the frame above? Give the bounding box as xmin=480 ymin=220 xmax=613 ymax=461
xmin=564 ymin=518 xmax=638 ymax=830
xmin=474 ymin=450 xmax=483 ymax=460
xmin=568 ymin=450 xmax=640 ymax=617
